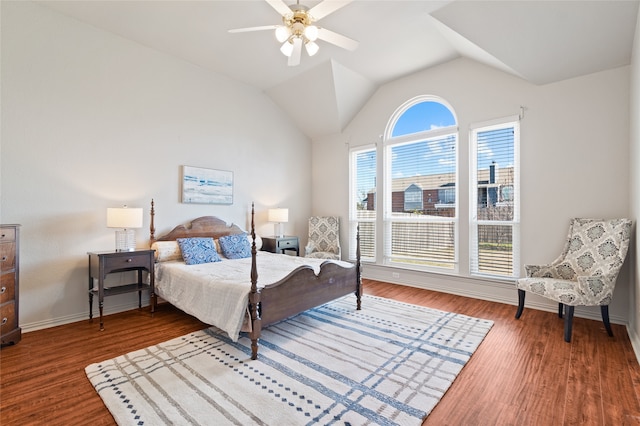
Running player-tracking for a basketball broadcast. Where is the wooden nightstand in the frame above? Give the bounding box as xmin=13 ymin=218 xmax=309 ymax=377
xmin=88 ymin=249 xmax=155 ymax=331
xmin=261 ymin=236 xmax=299 ymax=256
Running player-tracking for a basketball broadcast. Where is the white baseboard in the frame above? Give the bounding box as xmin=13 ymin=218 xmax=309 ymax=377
xmin=362 ymin=264 xmax=627 ymax=325
xmin=21 ymin=300 xmax=151 ymax=333
xmin=627 ymin=325 xmax=640 ymax=365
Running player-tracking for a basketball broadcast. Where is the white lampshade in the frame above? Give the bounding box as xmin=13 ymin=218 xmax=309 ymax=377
xmin=268 ymin=208 xmax=288 ymax=238
xmin=107 ymin=206 xmax=143 ymax=251
xmin=268 ymin=208 xmax=289 ymax=223
xmin=304 ymin=25 xmax=319 ymax=41
xmin=275 ymin=26 xmax=290 ymax=43
xmin=305 ymin=41 xmax=319 ymax=57
xmin=107 ymin=207 xmax=143 ymax=229
xmin=280 ymin=41 xmax=294 ymax=57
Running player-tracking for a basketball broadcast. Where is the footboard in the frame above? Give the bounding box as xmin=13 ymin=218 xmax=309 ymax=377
xmin=247 ymin=203 xmax=362 ymax=360
xmin=260 ymin=262 xmax=360 ymax=326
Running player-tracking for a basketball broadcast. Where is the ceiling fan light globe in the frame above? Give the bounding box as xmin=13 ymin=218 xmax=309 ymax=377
xmin=291 ymin=21 xmax=305 ymax=36
xmin=275 ymin=26 xmax=289 ymax=42
xmin=305 ymin=41 xmax=319 ymax=56
xmin=280 ymin=41 xmax=294 ymax=57
xmin=304 ymin=25 xmax=319 ymax=41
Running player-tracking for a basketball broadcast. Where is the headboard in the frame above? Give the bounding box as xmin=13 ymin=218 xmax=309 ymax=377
xmin=149 ymin=199 xmax=244 ymax=245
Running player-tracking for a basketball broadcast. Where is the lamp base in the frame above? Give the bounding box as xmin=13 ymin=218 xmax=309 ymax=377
xmin=115 ymin=229 xmax=136 ymax=251
xmin=274 ymin=223 xmax=284 ymax=238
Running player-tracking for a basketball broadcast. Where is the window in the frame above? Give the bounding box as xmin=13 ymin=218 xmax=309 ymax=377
xmin=349 ymin=146 xmax=376 ymax=262
xmin=403 ymin=184 xmax=423 ymax=211
xmin=470 ymin=119 xmax=520 ymax=278
xmin=383 ymin=98 xmax=458 ymax=270
xmin=348 ymin=97 xmax=522 ymax=280
xmin=438 ymin=186 xmax=455 ymax=205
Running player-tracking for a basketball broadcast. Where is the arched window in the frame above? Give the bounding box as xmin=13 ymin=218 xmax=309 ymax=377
xmin=383 ymin=97 xmax=458 ymax=270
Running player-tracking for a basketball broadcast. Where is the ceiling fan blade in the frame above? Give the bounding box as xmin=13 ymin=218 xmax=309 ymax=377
xmin=308 ymin=0 xmax=353 ymax=20
xmin=317 ymin=28 xmax=359 ymax=51
xmin=228 ymin=25 xmax=278 ymax=34
xmin=265 ymin=0 xmax=292 ymax=17
xmin=288 ymin=38 xmax=302 ymax=66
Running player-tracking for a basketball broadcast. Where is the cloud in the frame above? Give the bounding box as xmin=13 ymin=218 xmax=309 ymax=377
xmin=477 ymin=141 xmax=494 ymax=159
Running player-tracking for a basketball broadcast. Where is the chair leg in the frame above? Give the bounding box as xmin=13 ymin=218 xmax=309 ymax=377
xmin=558 ymin=303 xmax=564 ymax=318
xmin=515 ymin=289 xmax=525 ymax=319
xmin=564 ymin=305 xmax=574 ymax=342
xmin=601 ymin=305 xmax=614 ymax=337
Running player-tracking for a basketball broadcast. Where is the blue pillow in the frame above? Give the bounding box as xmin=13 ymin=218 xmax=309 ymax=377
xmin=219 ymin=233 xmax=252 ymax=259
xmin=176 ymin=237 xmax=221 ymax=265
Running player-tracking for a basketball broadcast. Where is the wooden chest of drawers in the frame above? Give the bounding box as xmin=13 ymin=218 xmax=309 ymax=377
xmin=1 ymin=224 xmax=21 ymax=346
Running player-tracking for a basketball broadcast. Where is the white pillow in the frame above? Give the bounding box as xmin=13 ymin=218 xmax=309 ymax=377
xmin=150 ymin=241 xmax=182 ymax=262
xmin=247 ymin=233 xmax=262 ymax=251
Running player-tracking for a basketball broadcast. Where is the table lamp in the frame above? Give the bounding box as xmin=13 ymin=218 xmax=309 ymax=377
xmin=268 ymin=208 xmax=288 ymax=237
xmin=107 ymin=206 xmax=143 ymax=251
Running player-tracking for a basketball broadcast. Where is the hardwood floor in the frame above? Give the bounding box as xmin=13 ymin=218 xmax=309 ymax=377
xmin=1 ymin=279 xmax=639 ymax=425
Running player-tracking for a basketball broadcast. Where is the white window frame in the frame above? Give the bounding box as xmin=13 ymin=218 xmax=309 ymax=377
xmin=469 ymin=116 xmax=521 ymax=279
xmin=382 ymin=96 xmax=459 ymax=273
xmin=349 ymin=145 xmax=377 ymax=262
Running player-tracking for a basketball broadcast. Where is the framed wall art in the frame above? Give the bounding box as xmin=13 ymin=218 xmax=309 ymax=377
xmin=181 ymin=165 xmax=233 ymax=205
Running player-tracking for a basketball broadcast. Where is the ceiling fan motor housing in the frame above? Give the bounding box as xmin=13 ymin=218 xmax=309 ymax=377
xmin=283 ymin=6 xmax=313 ymax=39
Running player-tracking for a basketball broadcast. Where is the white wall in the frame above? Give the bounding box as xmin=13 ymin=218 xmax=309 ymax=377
xmin=313 ymin=57 xmax=633 ymax=325
xmin=1 ymin=2 xmax=312 ymax=330
xmin=629 ymin=6 xmax=640 ymax=359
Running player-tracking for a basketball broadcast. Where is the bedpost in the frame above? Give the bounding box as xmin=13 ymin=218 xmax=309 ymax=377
xmin=356 ymin=223 xmax=362 ymax=310
xmin=248 ymin=202 xmax=262 ymax=360
xmin=149 ymin=199 xmax=156 ymax=245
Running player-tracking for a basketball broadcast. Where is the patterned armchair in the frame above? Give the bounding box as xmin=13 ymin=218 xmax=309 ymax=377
xmin=515 ymin=218 xmax=632 ymax=342
xmin=305 ymin=216 xmax=341 ymax=260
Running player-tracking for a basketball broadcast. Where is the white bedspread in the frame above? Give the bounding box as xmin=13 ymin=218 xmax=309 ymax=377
xmin=154 ymin=252 xmax=353 ymax=341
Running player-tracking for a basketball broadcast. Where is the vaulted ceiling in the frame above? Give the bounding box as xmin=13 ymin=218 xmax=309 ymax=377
xmin=36 ymin=0 xmax=639 ymax=139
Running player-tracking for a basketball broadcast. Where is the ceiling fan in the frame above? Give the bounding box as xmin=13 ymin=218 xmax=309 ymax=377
xmin=229 ymin=0 xmax=358 ymax=66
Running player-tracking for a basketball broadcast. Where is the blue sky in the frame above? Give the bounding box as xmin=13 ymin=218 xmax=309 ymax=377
xmin=390 ymin=101 xmax=457 ymax=181
xmin=475 ymin=127 xmax=515 ymax=170
xmin=392 ymin=101 xmax=456 ymax=136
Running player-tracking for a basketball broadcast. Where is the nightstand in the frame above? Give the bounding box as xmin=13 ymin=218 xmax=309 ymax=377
xmin=261 ymin=236 xmax=299 ymax=256
xmin=88 ymin=249 xmax=155 ymax=331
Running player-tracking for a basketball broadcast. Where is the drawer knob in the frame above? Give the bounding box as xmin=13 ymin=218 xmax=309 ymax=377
xmin=0 ymin=287 xmax=5 ymax=294
xmin=1 ymin=256 xmax=6 ymax=262
xmin=0 ymin=234 xmax=5 ymax=238
xmin=126 ymin=258 xmax=133 ymax=263
xmin=1 ymin=318 xmax=6 ymax=326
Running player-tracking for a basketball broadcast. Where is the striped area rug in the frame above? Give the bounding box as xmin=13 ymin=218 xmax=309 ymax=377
xmin=85 ymin=295 xmax=493 ymax=425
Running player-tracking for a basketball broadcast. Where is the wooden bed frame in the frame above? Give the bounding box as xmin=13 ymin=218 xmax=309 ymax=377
xmin=149 ymin=199 xmax=362 ymax=360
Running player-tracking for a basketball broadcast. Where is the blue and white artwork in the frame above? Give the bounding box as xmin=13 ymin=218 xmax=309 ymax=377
xmin=181 ymin=166 xmax=233 ymax=205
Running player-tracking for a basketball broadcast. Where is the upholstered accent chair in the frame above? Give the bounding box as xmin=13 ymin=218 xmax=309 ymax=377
xmin=516 ymin=218 xmax=632 ymax=342
xmin=305 ymin=216 xmax=341 ymax=260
